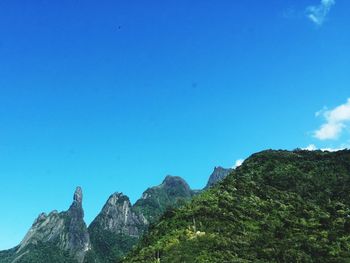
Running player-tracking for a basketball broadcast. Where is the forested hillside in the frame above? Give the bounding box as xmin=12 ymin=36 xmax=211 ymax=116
xmin=125 ymin=150 xmax=350 ymax=262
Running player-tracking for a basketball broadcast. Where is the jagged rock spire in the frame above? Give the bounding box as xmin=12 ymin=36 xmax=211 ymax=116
xmin=15 ymin=186 xmax=91 ymax=263
xmin=73 ymin=186 xmax=83 ymax=204
xmin=69 ymin=186 xmax=84 ymax=219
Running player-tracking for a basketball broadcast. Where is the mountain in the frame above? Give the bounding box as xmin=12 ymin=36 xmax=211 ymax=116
xmin=124 ymin=150 xmax=350 ymax=262
xmin=204 ymin=166 xmax=233 ymax=189
xmin=85 ymin=193 xmax=148 ymax=263
xmin=86 ymin=175 xmax=195 ymax=263
xmin=133 ymin=176 xmax=194 ymax=222
xmin=0 ymin=187 xmax=90 ymax=263
xmin=0 ymin=170 xmax=229 ymax=263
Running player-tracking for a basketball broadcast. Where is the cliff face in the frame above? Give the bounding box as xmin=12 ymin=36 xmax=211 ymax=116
xmin=0 ymin=168 xmax=231 ymax=263
xmin=65 ymin=187 xmax=91 ymax=261
xmin=204 ymin=166 xmax=233 ymax=189
xmin=89 ymin=193 xmax=147 ymax=237
xmin=87 ymin=175 xmax=195 ymax=263
xmin=10 ymin=187 xmax=90 ymax=263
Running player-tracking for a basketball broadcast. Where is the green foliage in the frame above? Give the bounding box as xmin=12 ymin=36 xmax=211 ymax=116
xmin=87 ymin=177 xmax=194 ymax=263
xmin=124 ymin=150 xmax=350 ymax=262
xmin=86 ymin=228 xmax=138 ymax=263
xmin=0 ymin=248 xmax=16 ymax=263
xmin=0 ymin=243 xmax=77 ymax=263
xmin=133 ymin=177 xmax=194 ymax=222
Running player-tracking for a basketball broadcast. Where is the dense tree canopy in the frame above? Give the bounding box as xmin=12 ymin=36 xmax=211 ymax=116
xmin=124 ymin=150 xmax=350 ymax=262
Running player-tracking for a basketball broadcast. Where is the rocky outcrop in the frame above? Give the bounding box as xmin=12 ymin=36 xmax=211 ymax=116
xmin=13 ymin=187 xmax=90 ymax=263
xmin=65 ymin=187 xmax=91 ymax=262
xmin=89 ymin=193 xmax=147 ymax=237
xmin=204 ymin=166 xmax=233 ymax=189
xmin=0 ymin=168 xmax=229 ymax=263
xmin=87 ymin=175 xmax=195 ymax=263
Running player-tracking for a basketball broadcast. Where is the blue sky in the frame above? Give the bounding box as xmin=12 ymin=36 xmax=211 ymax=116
xmin=0 ymin=0 xmax=349 ymax=250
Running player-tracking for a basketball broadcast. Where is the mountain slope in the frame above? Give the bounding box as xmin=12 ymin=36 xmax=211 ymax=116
xmin=124 ymin=150 xmax=350 ymax=262
xmin=204 ymin=166 xmax=233 ymax=189
xmin=0 ymin=187 xmax=90 ymax=263
xmin=0 ymin=170 xmax=230 ymax=263
xmin=86 ymin=175 xmax=195 ymax=263
xmin=86 ymin=193 xmax=148 ymax=263
xmin=133 ymin=176 xmax=195 ymax=222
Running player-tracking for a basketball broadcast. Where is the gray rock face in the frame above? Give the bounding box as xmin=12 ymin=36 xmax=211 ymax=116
xmin=87 ymin=176 xmax=195 ymax=262
xmin=66 ymin=187 xmax=91 ymax=261
xmin=15 ymin=187 xmax=90 ymax=263
xmin=89 ymin=193 xmax=147 ymax=237
xmin=205 ymin=166 xmax=233 ymax=189
xmin=89 ymin=176 xmax=193 ymax=239
xmin=1 ymin=168 xmax=229 ymax=263
xmin=17 ymin=211 xmax=66 ymax=253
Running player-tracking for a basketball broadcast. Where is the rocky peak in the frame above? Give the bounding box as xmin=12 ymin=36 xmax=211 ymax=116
xmin=15 ymin=187 xmax=90 ymax=263
xmin=106 ymin=192 xmax=129 ymax=206
xmin=205 ymin=166 xmax=233 ymax=189
xmin=33 ymin=212 xmax=47 ymax=225
xmin=132 ymin=175 xmax=194 ymax=224
xmin=68 ymin=186 xmax=84 ymax=218
xmin=163 ymin=175 xmax=190 ymax=188
xmin=161 ymin=175 xmax=193 ymax=197
xmin=89 ymin=192 xmax=147 ymax=237
xmin=73 ymin=186 xmax=83 ymax=204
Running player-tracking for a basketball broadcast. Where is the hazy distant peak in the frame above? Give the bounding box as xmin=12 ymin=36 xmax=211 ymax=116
xmin=205 ymin=166 xmax=233 ymax=189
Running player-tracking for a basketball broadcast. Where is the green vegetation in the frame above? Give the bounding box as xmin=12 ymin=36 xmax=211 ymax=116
xmin=85 ymin=229 xmax=138 ymax=263
xmin=3 ymin=150 xmax=350 ymax=263
xmin=133 ymin=176 xmax=194 ymax=222
xmin=87 ymin=176 xmax=194 ymax=263
xmin=125 ymin=150 xmax=350 ymax=262
xmin=0 ymin=248 xmax=15 ymax=263
xmin=0 ymin=243 xmax=76 ymax=263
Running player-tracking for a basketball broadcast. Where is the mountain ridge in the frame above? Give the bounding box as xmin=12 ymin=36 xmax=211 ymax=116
xmin=125 ymin=149 xmax=350 ymax=262
xmin=87 ymin=175 xmax=196 ymax=262
xmin=0 ymin=187 xmax=90 ymax=263
xmin=1 ymin=169 xmax=231 ymax=263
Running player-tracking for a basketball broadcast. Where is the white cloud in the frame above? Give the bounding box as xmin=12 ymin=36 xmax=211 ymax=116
xmin=306 ymin=0 xmax=335 ymax=25
xmin=314 ymin=98 xmax=350 ymax=140
xmin=233 ymin=159 xmax=244 ymax=168
xmin=315 ymin=106 xmax=327 ymax=117
xmin=314 ymin=122 xmax=345 ymax=140
xmin=302 ymin=144 xmax=347 ymax=152
xmin=302 ymin=144 xmax=318 ymax=151
xmin=320 ymin=147 xmax=346 ymax=152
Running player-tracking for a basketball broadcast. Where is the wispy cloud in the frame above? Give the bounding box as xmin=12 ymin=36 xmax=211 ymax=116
xmin=314 ymin=98 xmax=350 ymax=140
xmin=233 ymin=159 xmax=244 ymax=169
xmin=306 ymin=0 xmax=336 ymax=25
xmin=302 ymin=144 xmax=347 ymax=152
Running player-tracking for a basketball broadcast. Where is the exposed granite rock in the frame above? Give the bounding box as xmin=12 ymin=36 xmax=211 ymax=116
xmin=89 ymin=193 xmax=147 ymax=237
xmin=204 ymin=166 xmax=233 ymax=189
xmin=13 ymin=187 xmax=90 ymax=263
xmin=87 ymin=175 xmax=195 ymax=263
xmin=66 ymin=187 xmax=91 ymax=262
xmin=1 ymin=168 xmax=229 ymax=263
